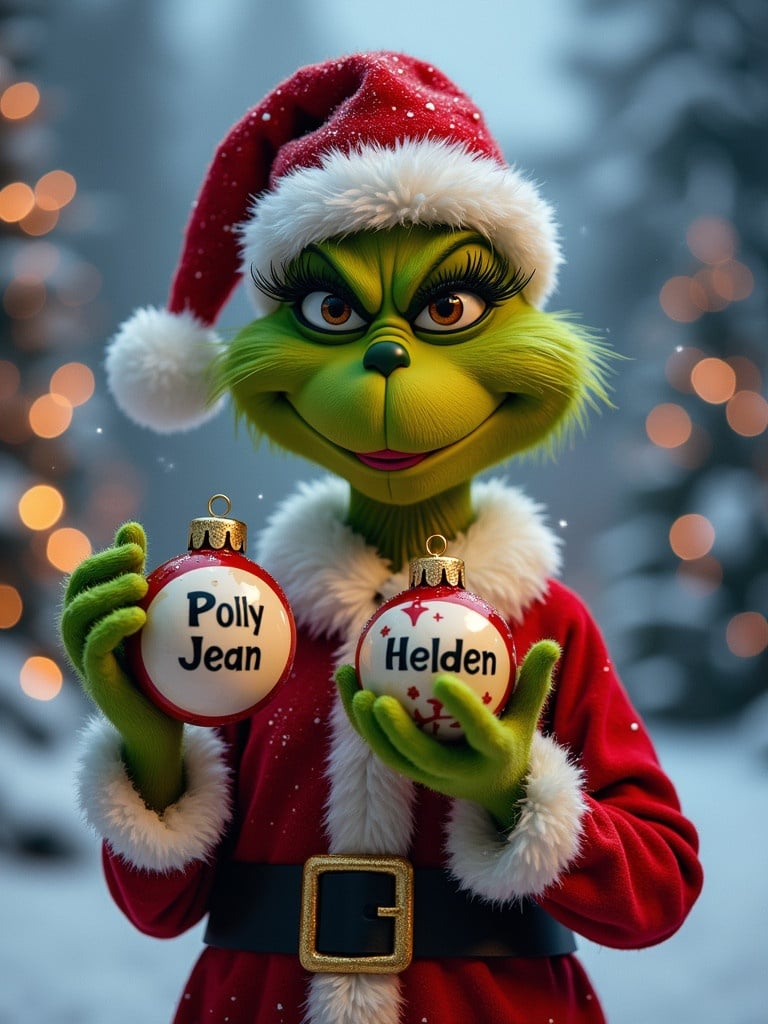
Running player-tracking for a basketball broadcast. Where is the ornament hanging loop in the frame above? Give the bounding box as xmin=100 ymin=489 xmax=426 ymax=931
xmin=208 ymin=493 xmax=232 ymax=518
xmin=425 ymin=534 xmax=447 ymax=557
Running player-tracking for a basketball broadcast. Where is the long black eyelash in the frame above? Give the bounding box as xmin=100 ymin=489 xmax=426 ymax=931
xmin=250 ymin=255 xmax=358 ymax=309
xmin=407 ymin=252 xmax=534 ymax=318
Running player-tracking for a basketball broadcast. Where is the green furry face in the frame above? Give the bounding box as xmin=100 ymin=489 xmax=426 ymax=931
xmin=216 ymin=226 xmax=610 ymax=506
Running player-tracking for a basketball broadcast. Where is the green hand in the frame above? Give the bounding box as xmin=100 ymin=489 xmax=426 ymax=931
xmin=336 ymin=640 xmax=560 ymax=830
xmin=61 ymin=523 xmax=183 ymax=811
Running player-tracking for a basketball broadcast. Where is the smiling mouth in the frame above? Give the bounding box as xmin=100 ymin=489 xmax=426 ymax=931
xmin=355 ymin=449 xmax=432 ymax=471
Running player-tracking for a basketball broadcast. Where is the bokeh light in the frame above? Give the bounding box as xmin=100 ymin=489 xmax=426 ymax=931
xmin=29 ymin=393 xmax=73 ymax=438
xmin=646 ymin=403 xmax=692 ymax=448
xmin=18 ymin=484 xmax=64 ymax=530
xmin=50 ymin=362 xmax=95 ymax=406
xmin=19 ymin=656 xmax=63 ymax=701
xmin=726 ymin=391 xmax=768 ymax=437
xmin=691 ymin=357 xmax=737 ymax=404
xmin=727 ymin=356 xmax=762 ymax=393
xmin=710 ymin=261 xmax=754 ymax=302
xmin=0 ymin=359 xmax=21 ymax=399
xmin=0 ymin=584 xmax=23 ymax=628
xmin=726 ymin=612 xmax=768 ymax=658
xmin=34 ymin=170 xmax=76 ymax=212
xmin=0 ymin=81 xmax=41 ymax=120
xmin=19 ymin=205 xmax=59 ymax=237
xmin=3 ymin=275 xmax=46 ymax=319
xmin=659 ymin=276 xmax=707 ymax=322
xmin=669 ymin=513 xmax=715 ymax=560
xmin=686 ymin=216 xmax=737 ymax=265
xmin=0 ymin=395 xmax=33 ymax=445
xmin=46 ymin=527 xmax=92 ymax=573
xmin=0 ymin=182 xmax=35 ymax=223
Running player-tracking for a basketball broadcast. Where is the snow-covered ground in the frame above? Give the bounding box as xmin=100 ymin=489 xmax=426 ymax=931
xmin=1 ymin=713 xmax=766 ymax=1023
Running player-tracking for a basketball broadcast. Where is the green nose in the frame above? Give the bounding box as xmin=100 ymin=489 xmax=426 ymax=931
xmin=363 ymin=341 xmax=411 ymax=377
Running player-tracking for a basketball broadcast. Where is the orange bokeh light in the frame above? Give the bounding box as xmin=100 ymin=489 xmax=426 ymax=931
xmin=3 ymin=276 xmax=46 ymax=319
xmin=726 ymin=612 xmax=768 ymax=658
xmin=46 ymin=527 xmax=92 ymax=573
xmin=19 ymin=205 xmax=59 ymax=237
xmin=20 ymin=656 xmax=63 ymax=701
xmin=659 ymin=276 xmax=707 ymax=323
xmin=727 ymin=356 xmax=762 ymax=393
xmin=29 ymin=392 xmax=73 ymax=438
xmin=686 ymin=216 xmax=737 ymax=265
xmin=669 ymin=514 xmax=715 ymax=561
xmin=0 ymin=584 xmax=23 ymax=629
xmin=50 ymin=362 xmax=95 ymax=406
xmin=34 ymin=170 xmax=77 ymax=212
xmin=0 ymin=81 xmax=41 ymax=120
xmin=18 ymin=484 xmax=64 ymax=530
xmin=690 ymin=357 xmax=737 ymax=404
xmin=646 ymin=403 xmax=692 ymax=448
xmin=726 ymin=391 xmax=768 ymax=437
xmin=0 ymin=182 xmax=35 ymax=223
xmin=710 ymin=260 xmax=754 ymax=302
xmin=0 ymin=359 xmax=21 ymax=399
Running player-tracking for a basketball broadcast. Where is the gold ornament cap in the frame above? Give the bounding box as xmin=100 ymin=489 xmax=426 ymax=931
xmin=408 ymin=534 xmax=465 ymax=589
xmin=187 ymin=494 xmax=247 ymax=553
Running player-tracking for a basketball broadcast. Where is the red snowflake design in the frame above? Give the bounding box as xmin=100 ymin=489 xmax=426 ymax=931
xmin=379 ymin=625 xmax=391 ymax=637
xmin=407 ymin=686 xmax=420 ymax=700
xmin=412 ymin=698 xmax=457 ymax=735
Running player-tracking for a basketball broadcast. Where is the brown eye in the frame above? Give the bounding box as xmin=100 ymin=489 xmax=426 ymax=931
xmin=414 ymin=291 xmax=487 ymax=332
xmin=300 ymin=292 xmax=367 ymax=333
xmin=321 ymin=295 xmax=352 ymax=324
xmin=430 ymin=295 xmax=463 ymax=325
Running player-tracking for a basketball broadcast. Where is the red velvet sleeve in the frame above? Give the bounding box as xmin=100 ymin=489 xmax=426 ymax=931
xmin=99 ymin=721 xmax=242 ymax=940
xmin=533 ymin=581 xmax=703 ymax=948
xmin=102 ymin=849 xmax=216 ymax=939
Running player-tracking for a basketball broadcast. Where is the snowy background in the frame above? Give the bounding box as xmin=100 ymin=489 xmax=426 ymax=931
xmin=2 ymin=0 xmax=767 ymax=1021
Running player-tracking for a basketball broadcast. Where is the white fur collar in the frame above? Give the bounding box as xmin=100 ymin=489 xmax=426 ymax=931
xmin=256 ymin=476 xmax=561 ymax=646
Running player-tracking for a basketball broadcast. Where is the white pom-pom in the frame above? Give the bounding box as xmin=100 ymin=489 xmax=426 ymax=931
xmin=105 ymin=306 xmax=226 ymax=433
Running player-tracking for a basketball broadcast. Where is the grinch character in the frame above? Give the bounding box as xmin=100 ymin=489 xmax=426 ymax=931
xmin=61 ymin=52 xmax=702 ymax=1024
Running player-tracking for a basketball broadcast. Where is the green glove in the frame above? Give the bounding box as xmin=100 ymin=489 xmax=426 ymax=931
xmin=61 ymin=523 xmax=183 ymax=811
xmin=336 ymin=640 xmax=560 ymax=831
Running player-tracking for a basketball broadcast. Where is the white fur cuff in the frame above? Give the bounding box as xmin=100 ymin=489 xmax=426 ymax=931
xmin=445 ymin=732 xmax=586 ymax=901
xmin=76 ymin=717 xmax=232 ymax=873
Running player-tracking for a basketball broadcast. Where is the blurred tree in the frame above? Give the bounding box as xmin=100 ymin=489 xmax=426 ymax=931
xmin=0 ymin=0 xmax=101 ymax=859
xmin=568 ymin=0 xmax=768 ymax=719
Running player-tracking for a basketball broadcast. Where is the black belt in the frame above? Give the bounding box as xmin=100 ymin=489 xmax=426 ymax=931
xmin=204 ymin=857 xmax=576 ymax=973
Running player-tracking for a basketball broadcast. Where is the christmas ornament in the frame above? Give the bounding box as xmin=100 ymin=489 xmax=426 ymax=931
xmin=127 ymin=494 xmax=296 ymax=726
xmin=355 ymin=536 xmax=517 ymax=740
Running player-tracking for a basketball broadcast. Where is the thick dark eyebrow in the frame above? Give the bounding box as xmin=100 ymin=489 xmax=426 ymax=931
xmin=403 ymin=243 xmax=531 ymax=322
xmin=250 ymin=245 xmax=363 ymax=313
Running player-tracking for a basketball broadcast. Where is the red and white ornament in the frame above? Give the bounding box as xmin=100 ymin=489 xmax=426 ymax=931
xmin=356 ymin=536 xmax=516 ymax=741
xmin=127 ymin=495 xmax=296 ymax=726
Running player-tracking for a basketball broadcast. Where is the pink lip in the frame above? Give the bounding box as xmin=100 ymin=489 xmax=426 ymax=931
xmin=356 ymin=449 xmax=429 ymax=471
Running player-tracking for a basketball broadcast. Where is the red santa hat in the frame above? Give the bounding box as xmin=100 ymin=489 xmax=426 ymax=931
xmin=106 ymin=51 xmax=563 ymax=433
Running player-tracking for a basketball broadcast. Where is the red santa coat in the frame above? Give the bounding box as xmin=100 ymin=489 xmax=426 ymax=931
xmin=78 ymin=478 xmax=702 ymax=1024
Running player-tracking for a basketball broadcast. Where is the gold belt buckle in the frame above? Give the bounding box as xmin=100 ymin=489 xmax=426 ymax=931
xmin=299 ymin=854 xmax=414 ymax=974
